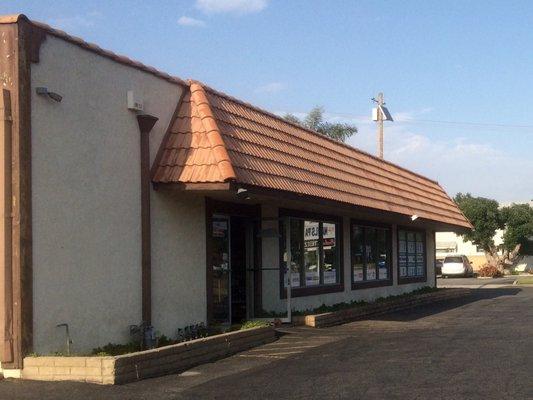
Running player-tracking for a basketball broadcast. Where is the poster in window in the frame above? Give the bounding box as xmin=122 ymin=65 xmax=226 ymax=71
xmin=416 ymin=241 xmax=424 ymax=254
xmin=399 ymin=240 xmax=407 ymax=254
xmin=416 ymin=265 xmax=424 ymax=276
xmin=379 ymin=264 xmax=388 ymax=279
xmin=367 ymin=263 xmax=377 ymax=280
xmin=305 ymin=271 xmax=319 ymax=286
xmin=399 ymin=254 xmax=407 ymax=277
xmin=284 ymin=272 xmax=301 ymax=288
xmin=407 ymin=241 xmax=416 ymax=254
xmin=212 ymin=220 xmax=228 ymax=237
xmin=408 ymin=255 xmax=416 ymax=276
xmin=324 ymin=269 xmax=337 ymax=284
xmin=353 ymin=265 xmax=364 ymax=282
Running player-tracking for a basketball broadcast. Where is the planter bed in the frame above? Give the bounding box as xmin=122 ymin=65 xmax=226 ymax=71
xmin=292 ymin=288 xmax=472 ymax=328
xmin=21 ymin=326 xmax=276 ymax=385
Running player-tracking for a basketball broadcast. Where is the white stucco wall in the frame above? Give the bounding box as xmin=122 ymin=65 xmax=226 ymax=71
xmin=31 ymin=35 xmax=186 ymax=354
xmin=436 ymin=230 xmax=504 ymax=258
xmin=260 ymin=204 xmax=436 ymax=314
xmin=151 ymin=190 xmax=207 ymax=337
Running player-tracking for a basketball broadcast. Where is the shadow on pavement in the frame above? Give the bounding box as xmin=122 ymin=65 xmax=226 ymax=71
xmin=370 ymin=287 xmax=522 ymax=322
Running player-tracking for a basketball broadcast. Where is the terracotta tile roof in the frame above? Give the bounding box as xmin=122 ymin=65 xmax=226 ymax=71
xmin=153 ymin=82 xmax=471 ymax=229
xmin=0 ymin=14 xmax=187 ymax=87
xmin=153 ymin=83 xmax=236 ymax=183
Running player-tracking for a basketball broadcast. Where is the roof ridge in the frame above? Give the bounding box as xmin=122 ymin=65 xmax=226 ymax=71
xmin=189 ymin=83 xmax=236 ymax=182
xmin=193 ymin=80 xmax=440 ymax=185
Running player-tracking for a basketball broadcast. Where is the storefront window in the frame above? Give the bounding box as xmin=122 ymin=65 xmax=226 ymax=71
xmin=280 ymin=213 xmax=341 ymax=295
xmin=351 ymin=222 xmax=391 ymax=287
xmin=398 ymin=228 xmax=426 ymax=283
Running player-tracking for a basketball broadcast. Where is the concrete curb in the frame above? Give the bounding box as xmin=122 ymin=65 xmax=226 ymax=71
xmin=292 ymin=289 xmax=472 ymax=328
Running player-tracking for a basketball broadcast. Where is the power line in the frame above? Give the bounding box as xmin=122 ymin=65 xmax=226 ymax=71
xmin=397 ymin=118 xmax=533 ymax=130
xmin=280 ymin=109 xmax=533 ymax=131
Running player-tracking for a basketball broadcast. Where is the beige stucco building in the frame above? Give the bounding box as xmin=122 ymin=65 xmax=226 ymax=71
xmin=436 ymin=230 xmax=504 ymax=270
xmin=0 ymin=14 xmax=471 ymax=375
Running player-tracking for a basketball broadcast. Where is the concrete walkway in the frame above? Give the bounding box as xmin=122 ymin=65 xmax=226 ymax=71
xmin=1 ymin=287 xmax=531 ymax=399
xmin=437 ymin=276 xmax=518 ymax=289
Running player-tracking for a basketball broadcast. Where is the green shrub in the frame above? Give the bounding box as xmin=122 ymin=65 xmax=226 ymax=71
xmin=91 ymin=342 xmax=141 ymax=356
xmin=239 ymin=320 xmax=271 ymax=330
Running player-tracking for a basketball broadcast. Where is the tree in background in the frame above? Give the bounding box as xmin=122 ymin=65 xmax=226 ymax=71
xmin=283 ymin=106 xmax=357 ymax=143
xmin=454 ymin=193 xmax=533 ymax=271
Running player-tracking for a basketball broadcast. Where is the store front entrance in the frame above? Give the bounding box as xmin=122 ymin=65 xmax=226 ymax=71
xmin=207 ymin=200 xmax=261 ymax=326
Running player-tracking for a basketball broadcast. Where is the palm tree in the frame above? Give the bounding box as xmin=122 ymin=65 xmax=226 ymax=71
xmin=283 ymin=106 xmax=357 ymax=143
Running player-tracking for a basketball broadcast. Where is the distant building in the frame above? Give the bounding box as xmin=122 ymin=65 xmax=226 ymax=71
xmin=436 ymin=230 xmax=504 ymax=270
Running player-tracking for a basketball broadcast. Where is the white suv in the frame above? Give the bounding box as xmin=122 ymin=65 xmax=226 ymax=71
xmin=442 ymin=255 xmax=474 ymax=277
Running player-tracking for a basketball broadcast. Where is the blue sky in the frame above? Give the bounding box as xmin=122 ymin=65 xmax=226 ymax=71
xmin=2 ymin=0 xmax=532 ymax=203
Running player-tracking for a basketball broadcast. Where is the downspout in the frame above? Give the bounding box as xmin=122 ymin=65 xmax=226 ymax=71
xmin=136 ymin=114 xmax=158 ymax=325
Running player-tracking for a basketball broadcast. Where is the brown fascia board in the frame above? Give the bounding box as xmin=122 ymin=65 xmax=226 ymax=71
xmin=0 ymin=15 xmax=33 ymax=369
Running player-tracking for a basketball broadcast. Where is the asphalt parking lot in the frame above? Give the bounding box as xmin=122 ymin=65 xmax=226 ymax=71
xmin=1 ymin=287 xmax=531 ymax=400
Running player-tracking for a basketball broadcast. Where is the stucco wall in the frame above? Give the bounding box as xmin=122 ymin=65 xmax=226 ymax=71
xmin=260 ymin=204 xmax=436 ymax=314
xmin=151 ymin=190 xmax=207 ymax=337
xmin=31 ymin=35 xmax=185 ymax=354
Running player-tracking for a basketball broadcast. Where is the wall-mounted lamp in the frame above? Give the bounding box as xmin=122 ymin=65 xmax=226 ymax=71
xmin=411 ymin=214 xmax=419 ymax=221
xmin=236 ymin=187 xmax=251 ymax=200
xmin=36 ymin=87 xmax=63 ymax=102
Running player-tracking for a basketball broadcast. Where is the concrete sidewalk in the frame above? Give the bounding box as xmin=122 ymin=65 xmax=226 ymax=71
xmin=437 ymin=276 xmax=518 ymax=289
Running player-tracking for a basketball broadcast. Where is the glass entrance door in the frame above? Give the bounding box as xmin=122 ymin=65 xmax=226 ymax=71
xmin=211 ymin=215 xmax=231 ymax=324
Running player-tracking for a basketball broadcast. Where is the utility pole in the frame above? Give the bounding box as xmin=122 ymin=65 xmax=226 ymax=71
xmin=372 ymin=92 xmax=393 ymax=159
xmin=376 ymin=92 xmax=384 ymax=159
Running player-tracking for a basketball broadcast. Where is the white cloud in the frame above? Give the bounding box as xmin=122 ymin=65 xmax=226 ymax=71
xmin=196 ymin=0 xmax=268 ymax=15
xmin=255 ymin=82 xmax=286 ymax=94
xmin=346 ymin=118 xmax=532 ymax=203
xmin=50 ymin=11 xmax=103 ymax=30
xmin=178 ymin=16 xmax=206 ymax=27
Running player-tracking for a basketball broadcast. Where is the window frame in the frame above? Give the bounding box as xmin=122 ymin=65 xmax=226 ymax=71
xmin=397 ymin=226 xmax=427 ymax=284
xmin=278 ymin=209 xmax=344 ymax=299
xmin=350 ymin=219 xmax=393 ymax=290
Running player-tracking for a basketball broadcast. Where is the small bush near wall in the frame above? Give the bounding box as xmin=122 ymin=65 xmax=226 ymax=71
xmin=90 ymin=321 xmax=271 ymax=356
xmin=270 ymin=286 xmax=439 ymax=317
xmin=478 ymin=265 xmax=503 ymax=278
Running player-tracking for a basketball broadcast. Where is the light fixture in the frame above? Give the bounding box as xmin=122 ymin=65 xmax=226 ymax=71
xmin=236 ymin=187 xmax=251 ymax=200
xmin=36 ymin=87 xmax=63 ymax=102
xmin=411 ymin=214 xmax=419 ymax=221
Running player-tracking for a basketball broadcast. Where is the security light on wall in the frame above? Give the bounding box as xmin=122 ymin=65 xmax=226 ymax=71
xmin=236 ymin=187 xmax=251 ymax=200
xmin=411 ymin=214 xmax=419 ymax=221
xmin=36 ymin=87 xmax=63 ymax=102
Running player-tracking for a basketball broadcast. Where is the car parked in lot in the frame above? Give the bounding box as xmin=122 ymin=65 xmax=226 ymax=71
xmin=441 ymin=254 xmax=474 ymax=277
